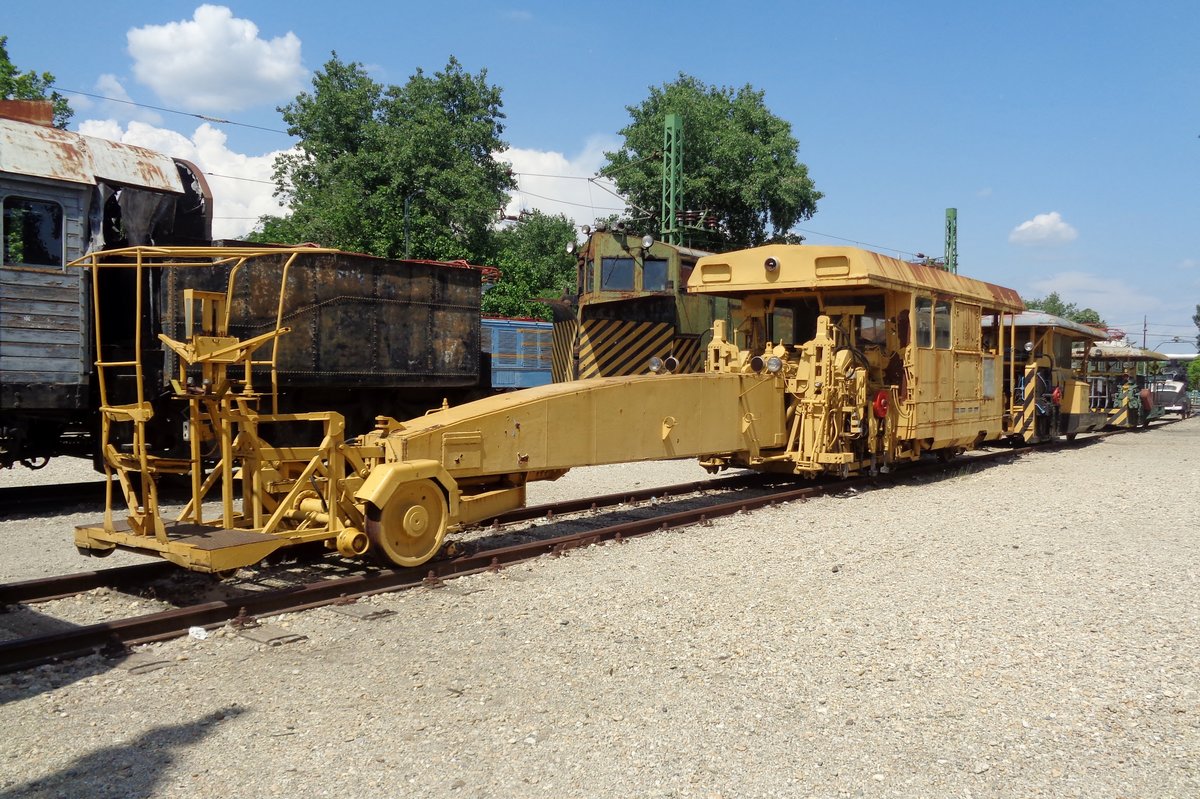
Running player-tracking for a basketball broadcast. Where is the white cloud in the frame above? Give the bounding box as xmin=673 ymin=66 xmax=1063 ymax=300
xmin=1009 ymin=211 xmax=1078 ymax=246
xmin=498 ymin=134 xmax=625 ymax=230
xmin=127 ymin=5 xmax=305 ymax=112
xmin=1028 ymin=271 xmax=1160 ymax=331
xmin=92 ymin=74 xmax=163 ymax=125
xmin=976 ymin=187 xmax=993 ymax=198
xmin=77 ymin=118 xmax=292 ymax=240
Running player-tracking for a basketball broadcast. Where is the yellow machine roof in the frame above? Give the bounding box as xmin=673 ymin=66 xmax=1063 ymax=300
xmin=687 ymin=244 xmax=1024 ymax=312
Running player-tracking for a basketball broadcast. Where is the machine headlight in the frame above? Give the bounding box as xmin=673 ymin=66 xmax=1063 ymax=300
xmin=749 ymin=356 xmax=765 ymax=373
xmin=664 ymin=356 xmax=679 ymax=373
xmin=1024 ymin=342 xmax=1034 ymax=352
xmin=648 ymin=356 xmax=664 ymax=373
xmin=766 ymin=356 xmax=783 ymax=374
xmin=641 ymin=234 xmax=654 ymax=249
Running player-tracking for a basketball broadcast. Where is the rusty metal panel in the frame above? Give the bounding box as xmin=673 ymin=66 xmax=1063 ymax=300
xmin=162 ymin=252 xmax=482 ymax=389
xmin=0 ymin=118 xmax=182 ymax=192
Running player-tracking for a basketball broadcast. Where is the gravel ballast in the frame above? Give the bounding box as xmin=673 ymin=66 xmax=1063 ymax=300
xmin=2 ymin=421 xmax=1198 ymax=798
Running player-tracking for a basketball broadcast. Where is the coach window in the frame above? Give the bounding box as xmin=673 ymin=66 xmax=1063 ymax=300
xmin=3 ymin=196 xmax=64 ymax=268
xmin=642 ymin=258 xmax=669 ymax=291
xmin=600 ymin=257 xmax=635 ymax=291
xmin=934 ymin=300 xmax=952 ymax=349
xmin=915 ymin=297 xmax=933 ymax=347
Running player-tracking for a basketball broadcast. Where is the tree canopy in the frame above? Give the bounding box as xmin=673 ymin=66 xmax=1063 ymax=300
xmin=0 ymin=36 xmax=73 ymax=128
xmin=601 ymin=73 xmax=821 ymax=251
xmin=1024 ymin=292 xmax=1105 ymax=327
xmin=481 ymin=211 xmax=577 ymax=321
xmin=254 ymin=54 xmax=514 ymax=262
xmin=1193 ymin=303 xmax=1200 ymax=351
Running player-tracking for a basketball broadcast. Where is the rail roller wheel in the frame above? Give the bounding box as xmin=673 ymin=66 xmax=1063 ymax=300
xmin=365 ymin=479 xmax=448 ymax=567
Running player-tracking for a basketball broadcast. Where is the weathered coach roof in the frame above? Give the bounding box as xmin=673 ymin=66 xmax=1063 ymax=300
xmin=0 ymin=117 xmax=183 ymax=192
xmin=688 ymin=244 xmax=1023 ymax=312
xmin=1006 ymin=311 xmax=1107 ymax=340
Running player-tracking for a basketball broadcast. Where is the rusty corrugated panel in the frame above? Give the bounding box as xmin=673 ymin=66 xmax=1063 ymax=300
xmin=0 ymin=118 xmax=182 ymax=192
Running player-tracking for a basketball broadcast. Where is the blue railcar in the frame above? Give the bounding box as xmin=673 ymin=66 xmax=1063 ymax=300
xmin=481 ymin=317 xmax=553 ymax=389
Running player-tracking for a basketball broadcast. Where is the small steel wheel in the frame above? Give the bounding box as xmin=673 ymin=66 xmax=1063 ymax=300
xmin=365 ymin=479 xmax=448 ymax=567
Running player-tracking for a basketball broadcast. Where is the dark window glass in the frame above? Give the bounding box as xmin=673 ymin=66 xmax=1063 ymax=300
xmin=600 ymin=257 xmax=635 ymax=290
xmin=916 ymin=297 xmax=933 ymax=348
xmin=934 ymin=300 xmax=952 ymax=349
xmin=642 ymin=259 xmax=669 ymax=291
xmin=3 ymin=196 xmax=63 ymax=267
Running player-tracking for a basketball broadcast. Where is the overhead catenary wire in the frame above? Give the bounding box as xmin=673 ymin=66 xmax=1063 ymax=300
xmin=52 ymin=86 xmax=291 ymax=135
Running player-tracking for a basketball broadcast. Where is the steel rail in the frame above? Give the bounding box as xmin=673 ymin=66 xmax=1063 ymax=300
xmin=0 ymin=471 xmax=766 ymax=606
xmin=0 ymin=420 xmax=1179 ymax=672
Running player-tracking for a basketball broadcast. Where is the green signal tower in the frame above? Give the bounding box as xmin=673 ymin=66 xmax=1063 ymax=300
xmin=661 ymin=113 xmax=683 ymax=245
xmin=945 ymin=208 xmax=958 ymax=274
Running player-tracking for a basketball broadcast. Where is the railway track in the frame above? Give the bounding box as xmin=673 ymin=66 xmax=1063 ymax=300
xmin=0 ymin=481 xmax=107 ymax=517
xmin=0 ymin=423 xmax=1174 ymax=673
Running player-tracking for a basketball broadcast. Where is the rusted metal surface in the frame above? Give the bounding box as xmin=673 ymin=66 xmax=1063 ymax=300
xmin=160 ymin=250 xmax=483 ymax=388
xmin=0 ymin=99 xmax=55 ymax=126
xmin=0 ymin=117 xmax=182 ymax=192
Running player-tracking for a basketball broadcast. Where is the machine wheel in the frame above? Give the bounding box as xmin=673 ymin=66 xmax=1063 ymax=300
xmin=365 ymin=479 xmax=448 ymax=567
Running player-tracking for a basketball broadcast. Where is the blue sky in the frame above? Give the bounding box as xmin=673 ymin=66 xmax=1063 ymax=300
xmin=5 ymin=1 xmax=1198 ymax=350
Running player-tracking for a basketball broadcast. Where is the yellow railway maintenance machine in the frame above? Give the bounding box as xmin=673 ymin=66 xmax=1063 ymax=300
xmin=999 ymin=311 xmax=1110 ymax=442
xmin=74 ymin=244 xmax=1022 ymax=573
xmin=1084 ymin=342 xmax=1168 ymax=428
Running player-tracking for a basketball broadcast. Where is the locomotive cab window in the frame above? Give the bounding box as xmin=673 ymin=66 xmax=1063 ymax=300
xmin=600 ymin=257 xmax=635 ymax=291
xmin=2 ymin=196 xmax=64 ymax=268
xmin=642 ymin=258 xmax=669 ymax=292
xmin=583 ymin=258 xmax=595 ymax=294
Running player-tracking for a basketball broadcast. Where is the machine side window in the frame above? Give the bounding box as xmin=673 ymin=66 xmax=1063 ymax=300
xmin=859 ymin=312 xmax=887 ymax=345
xmin=934 ymin=300 xmax=952 ymax=349
xmin=600 ymin=257 xmax=635 ymax=291
xmin=915 ymin=297 xmax=933 ymax=348
xmin=583 ymin=258 xmax=595 ymax=293
xmin=2 ymin=196 xmax=64 ymax=268
xmin=642 ymin=258 xmax=669 ymax=291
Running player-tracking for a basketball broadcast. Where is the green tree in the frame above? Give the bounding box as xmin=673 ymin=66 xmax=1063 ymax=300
xmin=1024 ymin=292 xmax=1105 ymax=327
xmin=601 ymin=73 xmax=821 ymax=250
xmin=1187 ymin=357 xmax=1200 ymax=390
xmin=1192 ymin=303 xmax=1200 ymax=351
xmin=0 ymin=36 xmax=72 ymax=127
xmin=481 ymin=211 xmax=577 ymax=320
xmin=254 ymin=54 xmax=514 ymax=262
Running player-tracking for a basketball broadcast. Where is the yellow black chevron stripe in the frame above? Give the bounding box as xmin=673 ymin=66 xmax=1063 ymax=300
xmin=551 ymin=320 xmax=577 ymax=383
xmin=672 ymin=336 xmax=703 ymax=374
xmin=577 ymin=319 xmax=675 ymax=378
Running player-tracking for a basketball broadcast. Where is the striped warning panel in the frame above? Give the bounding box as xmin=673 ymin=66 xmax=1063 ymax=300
xmin=672 ymin=335 xmax=704 ymax=374
xmin=577 ymin=319 xmax=675 ymax=379
xmin=551 ymin=320 xmax=578 ymax=383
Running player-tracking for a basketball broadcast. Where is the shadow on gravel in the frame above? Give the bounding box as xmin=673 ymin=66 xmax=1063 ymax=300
xmin=0 ymin=706 xmax=244 ymax=798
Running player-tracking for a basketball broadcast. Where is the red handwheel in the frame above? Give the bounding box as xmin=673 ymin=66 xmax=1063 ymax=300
xmin=872 ymin=389 xmax=890 ymax=418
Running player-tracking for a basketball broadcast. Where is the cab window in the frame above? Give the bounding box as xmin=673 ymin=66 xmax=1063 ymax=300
xmin=934 ymin=300 xmax=952 ymax=349
xmin=600 ymin=257 xmax=635 ymax=290
xmin=3 ymin=196 xmax=64 ymax=268
xmin=915 ymin=297 xmax=933 ymax=347
xmin=642 ymin=258 xmax=669 ymax=291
